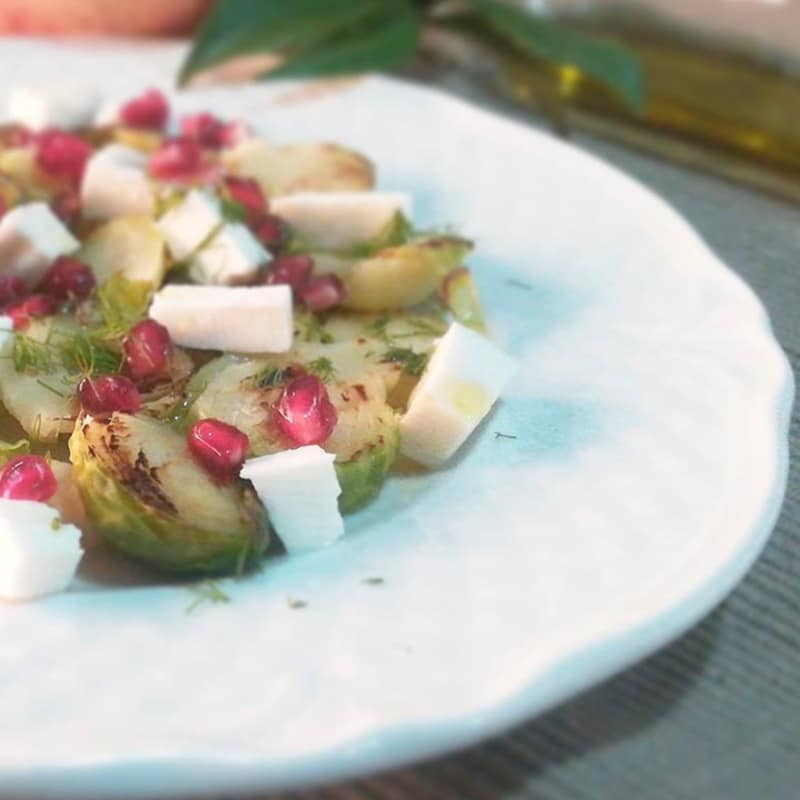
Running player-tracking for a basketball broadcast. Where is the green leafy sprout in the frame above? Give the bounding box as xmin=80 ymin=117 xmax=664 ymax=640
xmin=179 ymin=0 xmax=644 ymax=114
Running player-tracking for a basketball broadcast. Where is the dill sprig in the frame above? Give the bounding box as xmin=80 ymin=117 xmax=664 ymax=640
xmin=307 ymin=356 xmax=336 ymax=382
xmin=93 ymin=275 xmax=152 ymax=342
xmin=185 ymin=580 xmax=231 ymax=613
xmin=380 ymin=347 xmax=429 ymax=376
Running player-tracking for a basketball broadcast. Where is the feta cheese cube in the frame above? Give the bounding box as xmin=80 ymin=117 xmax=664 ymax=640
xmin=271 ymin=192 xmax=412 ymax=251
xmin=0 ymin=203 xmax=79 ymax=284
xmin=157 ymin=189 xmax=222 ymax=261
xmin=241 ymin=446 xmax=344 ymax=554
xmin=149 ymin=284 xmax=293 ymax=353
xmin=8 ymin=83 xmax=100 ymax=131
xmin=81 ymin=144 xmax=154 ymax=221
xmin=0 ymin=499 xmax=83 ymax=601
xmin=400 ymin=323 xmax=515 ymax=467
xmin=189 ymin=222 xmax=269 ymax=285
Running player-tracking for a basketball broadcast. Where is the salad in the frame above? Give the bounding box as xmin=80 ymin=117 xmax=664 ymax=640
xmin=0 ymin=83 xmax=514 ymax=601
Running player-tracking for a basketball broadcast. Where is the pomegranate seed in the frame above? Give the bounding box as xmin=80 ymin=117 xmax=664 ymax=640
xmin=180 ymin=113 xmax=245 ymax=149
xmin=300 ymin=274 xmax=346 ymax=312
xmin=147 ymin=137 xmax=217 ymax=184
xmin=0 ymin=275 xmax=26 ymax=306
xmin=263 ymin=254 xmax=313 ymax=294
xmin=251 ymin=214 xmax=288 ymax=253
xmin=7 ymin=294 xmax=57 ymax=330
xmin=50 ymin=190 xmax=81 ymax=227
xmin=78 ymin=375 xmax=141 ymax=416
xmin=223 ymin=176 xmax=266 ymax=222
xmin=274 ymin=375 xmax=337 ymax=446
xmin=39 ymin=256 xmax=95 ymax=301
xmin=123 ymin=319 xmax=173 ymax=381
xmin=188 ymin=418 xmax=249 ymax=484
xmin=35 ymin=129 xmax=92 ymax=184
xmin=0 ymin=455 xmax=57 ymax=502
xmin=118 ymin=88 xmax=169 ymax=130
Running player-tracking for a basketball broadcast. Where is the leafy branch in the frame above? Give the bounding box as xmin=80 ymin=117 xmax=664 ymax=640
xmin=180 ymin=0 xmax=644 ymax=112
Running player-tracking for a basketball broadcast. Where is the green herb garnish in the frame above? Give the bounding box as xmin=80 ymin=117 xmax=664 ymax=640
xmin=307 ymin=356 xmax=336 ymax=382
xmin=381 ymin=347 xmax=428 ymax=376
xmin=186 ymin=580 xmax=231 ymax=613
xmin=257 ymin=366 xmax=289 ymax=388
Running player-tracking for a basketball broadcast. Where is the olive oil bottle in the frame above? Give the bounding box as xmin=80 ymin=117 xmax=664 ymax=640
xmin=502 ymin=9 xmax=800 ymax=201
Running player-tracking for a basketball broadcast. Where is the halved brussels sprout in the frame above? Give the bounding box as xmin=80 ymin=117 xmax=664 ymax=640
xmin=221 ymin=137 xmax=374 ymax=196
xmin=185 ymin=340 xmax=404 ymax=513
xmin=69 ymin=412 xmax=269 ymax=575
xmin=0 ymin=318 xmax=79 ymax=442
xmin=78 ymin=216 xmax=166 ymax=286
xmin=341 ymin=236 xmax=472 ymax=311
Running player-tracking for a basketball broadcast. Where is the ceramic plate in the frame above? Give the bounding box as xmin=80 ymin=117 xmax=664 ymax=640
xmin=0 ymin=42 xmax=792 ymax=799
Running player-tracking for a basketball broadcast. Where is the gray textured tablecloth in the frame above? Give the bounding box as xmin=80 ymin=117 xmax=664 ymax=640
xmin=255 ymin=72 xmax=799 ymax=800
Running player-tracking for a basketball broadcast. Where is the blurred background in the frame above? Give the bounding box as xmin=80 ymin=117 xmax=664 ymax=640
xmin=1 ymin=0 xmax=799 ymax=201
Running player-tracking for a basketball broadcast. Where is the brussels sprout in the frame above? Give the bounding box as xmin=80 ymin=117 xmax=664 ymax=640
xmin=222 ymin=137 xmax=374 ymax=196
xmin=342 ymin=236 xmax=472 ymax=311
xmin=185 ymin=341 xmax=402 ymax=513
xmin=78 ymin=216 xmax=166 ymax=286
xmin=69 ymin=412 xmax=269 ymax=575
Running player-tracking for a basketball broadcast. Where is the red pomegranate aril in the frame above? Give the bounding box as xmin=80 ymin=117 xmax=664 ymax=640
xmin=300 ymin=274 xmax=346 ymax=312
xmin=78 ymin=375 xmax=141 ymax=416
xmin=35 ymin=129 xmax=92 ymax=184
xmin=147 ymin=137 xmax=216 ymax=183
xmin=188 ymin=419 xmax=249 ymax=484
xmin=118 ymin=88 xmax=169 ymax=130
xmin=0 ymin=455 xmax=57 ymax=502
xmin=50 ymin=190 xmax=81 ymax=227
xmin=180 ymin=113 xmax=244 ymax=149
xmin=223 ymin=176 xmax=266 ymax=221
xmin=264 ymin=254 xmax=313 ymax=294
xmin=251 ymin=214 xmax=287 ymax=253
xmin=0 ymin=275 xmax=26 ymax=306
xmin=123 ymin=319 xmax=173 ymax=381
xmin=39 ymin=256 xmax=95 ymax=301
xmin=274 ymin=375 xmax=338 ymax=447
xmin=7 ymin=294 xmax=57 ymax=330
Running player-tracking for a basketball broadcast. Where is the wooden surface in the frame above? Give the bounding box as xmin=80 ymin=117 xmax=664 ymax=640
xmin=255 ymin=74 xmax=799 ymax=800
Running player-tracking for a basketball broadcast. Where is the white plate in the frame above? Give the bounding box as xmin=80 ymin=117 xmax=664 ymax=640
xmin=0 ymin=42 xmax=793 ymax=799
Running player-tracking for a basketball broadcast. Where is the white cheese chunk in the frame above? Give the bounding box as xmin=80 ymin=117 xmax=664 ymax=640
xmin=400 ymin=323 xmax=515 ymax=468
xmin=81 ymin=144 xmax=154 ymax=221
xmin=8 ymin=83 xmax=100 ymax=131
xmin=157 ymin=189 xmax=222 ymax=261
xmin=0 ymin=203 xmax=79 ymax=284
xmin=241 ymin=446 xmax=344 ymax=554
xmin=271 ymin=191 xmax=412 ymax=250
xmin=0 ymin=499 xmax=83 ymax=601
xmin=149 ymin=284 xmax=293 ymax=353
xmin=189 ymin=222 xmax=269 ymax=285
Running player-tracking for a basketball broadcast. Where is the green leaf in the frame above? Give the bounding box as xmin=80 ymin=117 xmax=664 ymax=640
xmin=463 ymin=0 xmax=644 ymax=112
xmin=180 ymin=0 xmax=392 ymax=85
xmin=262 ymin=5 xmax=421 ymax=81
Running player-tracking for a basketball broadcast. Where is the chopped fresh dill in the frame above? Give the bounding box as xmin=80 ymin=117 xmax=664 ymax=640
xmin=380 ymin=347 xmax=428 ymax=376
xmin=12 ymin=335 xmax=56 ymax=373
xmin=506 ymin=278 xmax=533 ymax=291
xmin=366 ymin=315 xmax=392 ymax=343
xmin=301 ymin=313 xmax=334 ymax=344
xmin=50 ymin=517 xmax=62 ymax=531
xmin=185 ymin=580 xmax=231 ymax=613
xmin=257 ymin=366 xmax=288 ymax=388
xmin=363 ymin=576 xmax=385 ymax=586
xmin=94 ymin=275 xmax=152 ymax=341
xmin=306 ymin=356 xmax=336 ymax=382
xmin=495 ymin=432 xmax=518 ymax=440
xmin=288 ymin=597 xmax=307 ymax=609
xmin=59 ymin=331 xmax=121 ymax=377
xmin=36 ymin=379 xmax=67 ymax=398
